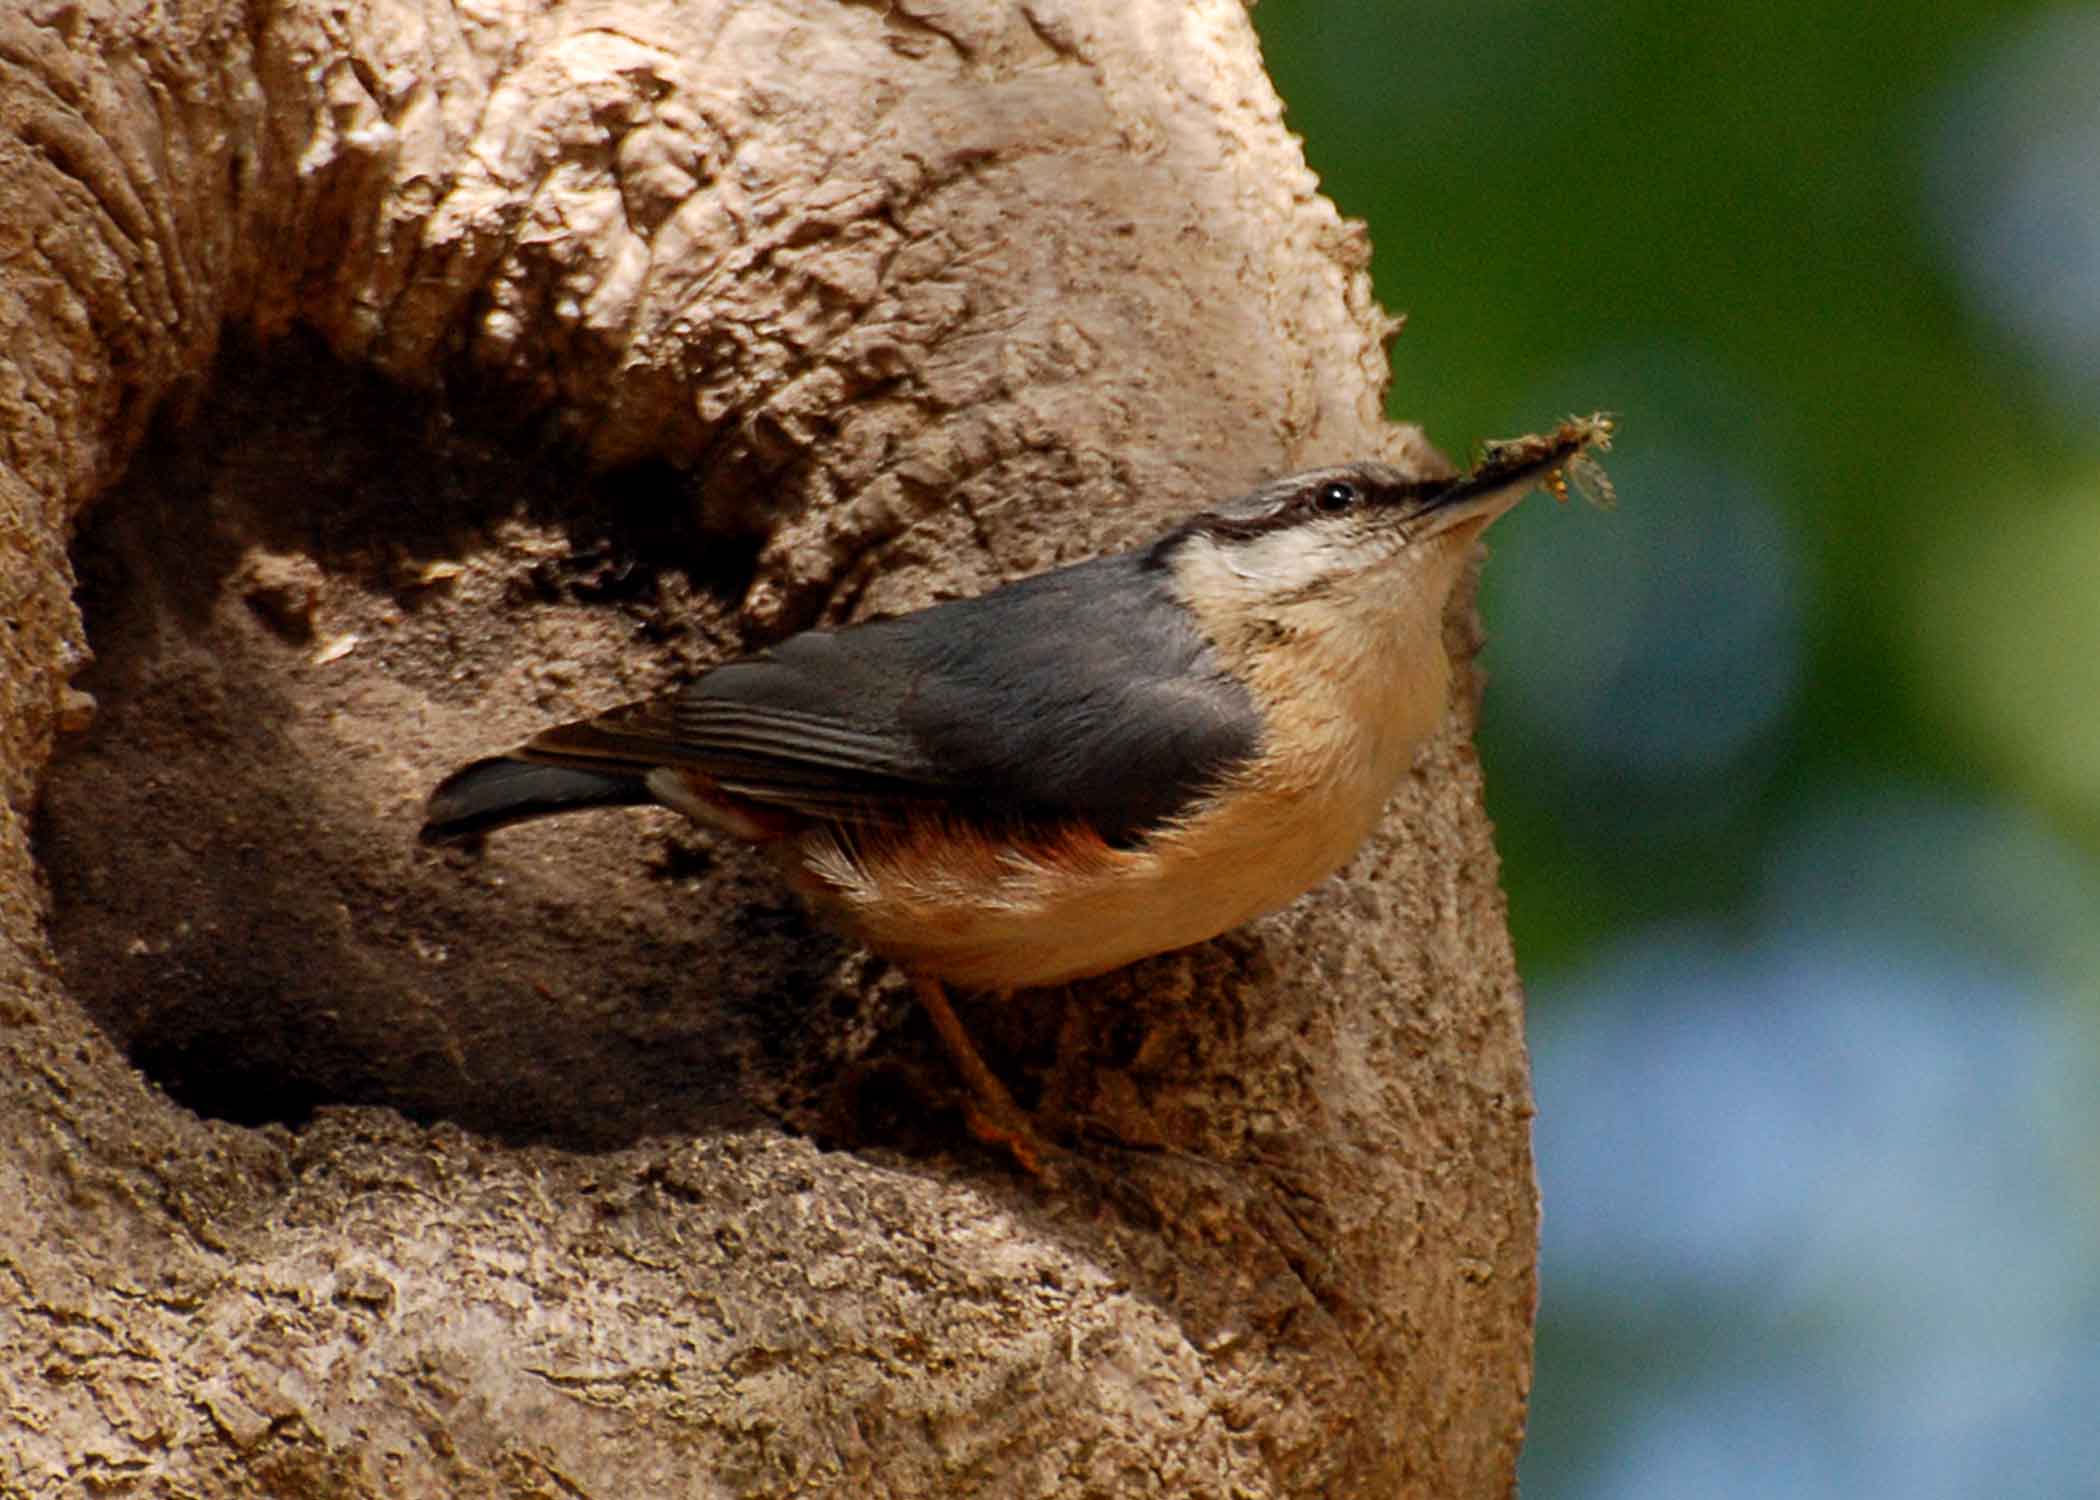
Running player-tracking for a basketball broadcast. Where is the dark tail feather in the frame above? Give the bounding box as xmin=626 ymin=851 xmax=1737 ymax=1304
xmin=420 ymin=756 xmax=656 ymax=842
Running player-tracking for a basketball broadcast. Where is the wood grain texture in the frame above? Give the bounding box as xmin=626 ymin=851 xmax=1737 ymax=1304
xmin=1 ymin=0 xmax=1537 ymax=1493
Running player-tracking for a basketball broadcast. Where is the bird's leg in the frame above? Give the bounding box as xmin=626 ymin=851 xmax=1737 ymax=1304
xmin=910 ymin=974 xmax=1061 ymax=1176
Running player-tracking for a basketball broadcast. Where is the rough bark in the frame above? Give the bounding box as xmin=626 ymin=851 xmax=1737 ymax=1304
xmin=1 ymin=0 xmax=1539 ymax=1495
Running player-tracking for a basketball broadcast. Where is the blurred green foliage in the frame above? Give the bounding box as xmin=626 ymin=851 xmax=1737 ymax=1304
xmin=1251 ymin=5 xmax=2100 ymax=1494
xmin=1254 ymin=0 xmax=2100 ymax=980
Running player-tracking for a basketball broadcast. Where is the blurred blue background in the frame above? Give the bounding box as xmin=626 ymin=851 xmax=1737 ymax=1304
xmin=1250 ymin=3 xmax=2100 ymax=1494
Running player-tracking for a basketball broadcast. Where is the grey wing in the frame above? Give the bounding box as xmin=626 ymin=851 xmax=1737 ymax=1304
xmin=524 ymin=552 xmax=1262 ymax=844
xmin=888 ymin=555 xmax=1263 ymax=841
xmin=517 ymin=647 xmax=952 ymax=820
xmin=668 ymin=630 xmax=955 ymax=816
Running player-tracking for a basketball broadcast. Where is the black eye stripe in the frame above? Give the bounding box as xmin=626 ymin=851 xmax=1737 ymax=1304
xmin=1146 ymin=466 xmax=1432 ymax=563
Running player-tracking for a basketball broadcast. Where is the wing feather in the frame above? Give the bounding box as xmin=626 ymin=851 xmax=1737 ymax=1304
xmin=516 ymin=551 xmax=1261 ymax=843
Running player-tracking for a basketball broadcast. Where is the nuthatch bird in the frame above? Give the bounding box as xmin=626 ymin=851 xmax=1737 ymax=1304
xmin=422 ymin=416 xmax=1614 ymax=1168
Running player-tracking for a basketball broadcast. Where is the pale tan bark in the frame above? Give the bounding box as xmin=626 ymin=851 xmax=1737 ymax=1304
xmin=0 ymin=1 xmax=1538 ymax=1494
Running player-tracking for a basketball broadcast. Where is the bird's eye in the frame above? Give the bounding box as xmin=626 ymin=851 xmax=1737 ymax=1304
xmin=1315 ymin=480 xmax=1359 ymax=513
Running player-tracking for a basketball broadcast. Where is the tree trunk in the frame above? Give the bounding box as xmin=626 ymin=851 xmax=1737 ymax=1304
xmin=0 ymin=0 xmax=1538 ymax=1494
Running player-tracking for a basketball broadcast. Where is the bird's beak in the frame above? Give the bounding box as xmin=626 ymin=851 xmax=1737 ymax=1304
xmin=1419 ymin=413 xmax=1612 ymax=537
xmin=1412 ymin=467 xmax=1546 ymax=541
xmin=1412 ymin=413 xmax=1616 ymax=541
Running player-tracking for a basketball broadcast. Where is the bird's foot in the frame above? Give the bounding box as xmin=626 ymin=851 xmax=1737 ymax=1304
xmin=911 ymin=974 xmax=1064 ymax=1178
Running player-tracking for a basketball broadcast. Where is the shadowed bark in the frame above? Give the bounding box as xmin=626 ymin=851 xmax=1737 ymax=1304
xmin=0 ymin=1 xmax=1539 ymax=1494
